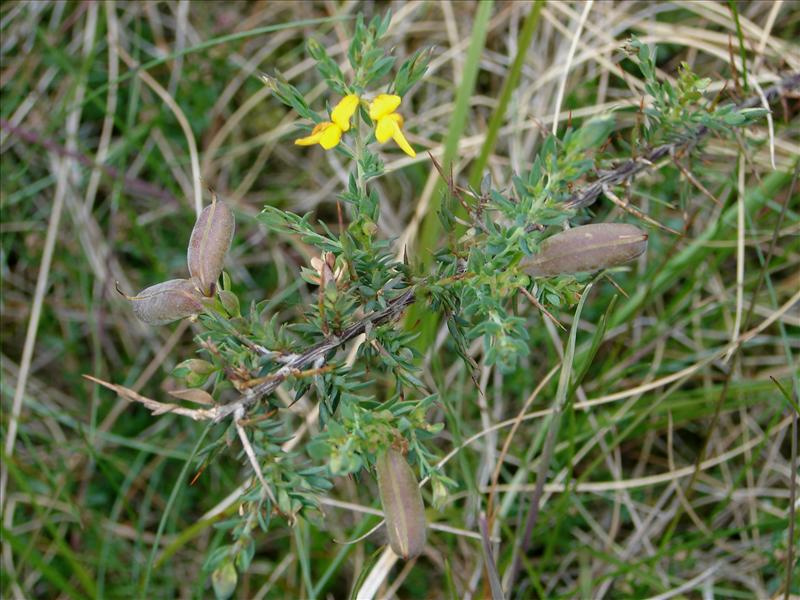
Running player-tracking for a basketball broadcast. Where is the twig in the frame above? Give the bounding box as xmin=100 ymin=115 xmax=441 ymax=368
xmin=213 ymin=287 xmax=417 ymax=422
xmin=234 ymin=405 xmax=280 ymax=512
xmin=83 ymin=375 xmax=217 ymax=420
xmin=602 ymin=185 xmax=681 ymax=235
xmin=566 ymin=71 xmax=800 ymax=210
xmin=518 ymin=286 xmax=565 ymax=331
xmin=86 ymin=74 xmax=800 ymax=427
xmin=89 ymin=287 xmax=418 ymax=423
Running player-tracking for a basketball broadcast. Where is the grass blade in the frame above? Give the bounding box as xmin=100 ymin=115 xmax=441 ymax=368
xmin=140 ymin=421 xmax=213 ymax=597
xmin=406 ymin=0 xmax=494 ymax=348
xmin=467 ymin=1 xmax=544 ymax=189
xmin=478 ymin=512 xmax=505 ymax=599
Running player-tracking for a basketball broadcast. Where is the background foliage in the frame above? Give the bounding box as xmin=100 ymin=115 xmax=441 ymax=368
xmin=1 ymin=1 xmax=798 ymax=598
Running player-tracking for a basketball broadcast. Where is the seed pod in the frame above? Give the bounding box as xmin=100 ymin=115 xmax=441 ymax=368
xmin=124 ymin=279 xmax=205 ymax=325
xmin=187 ymin=195 xmax=235 ymax=297
xmin=211 ymin=560 xmax=237 ymax=600
xmin=376 ymin=448 xmax=427 ymax=560
xmin=522 ymin=223 xmax=647 ymax=277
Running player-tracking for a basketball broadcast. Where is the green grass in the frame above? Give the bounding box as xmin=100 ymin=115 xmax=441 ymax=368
xmin=2 ymin=1 xmax=799 ymax=599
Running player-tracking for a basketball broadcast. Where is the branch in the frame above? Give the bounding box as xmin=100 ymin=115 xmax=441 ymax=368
xmin=86 ymin=288 xmax=417 ymax=422
xmin=83 ymin=374 xmax=219 ymax=421
xmin=234 ymin=405 xmax=282 ymax=513
xmin=208 ymin=287 xmax=417 ymax=422
xmin=566 ymin=71 xmax=800 ymax=209
xmin=88 ymin=73 xmax=799 ymax=423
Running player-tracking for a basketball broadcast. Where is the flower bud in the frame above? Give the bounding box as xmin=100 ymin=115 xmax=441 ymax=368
xmin=125 ymin=279 xmax=205 ymax=325
xmin=522 ymin=223 xmax=647 ymax=277
xmin=376 ymin=448 xmax=427 ymax=560
xmin=187 ymin=196 xmax=235 ymax=297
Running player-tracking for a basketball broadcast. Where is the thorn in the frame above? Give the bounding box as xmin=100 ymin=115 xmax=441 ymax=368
xmin=603 ymin=273 xmax=629 ymax=298
xmin=602 ymin=185 xmax=681 ymax=235
xmin=727 ymin=34 xmax=743 ymax=98
xmin=190 ymin=463 xmax=207 ymax=485
xmin=115 ymin=281 xmax=134 ymax=300
xmin=518 ymin=286 xmax=565 ymax=331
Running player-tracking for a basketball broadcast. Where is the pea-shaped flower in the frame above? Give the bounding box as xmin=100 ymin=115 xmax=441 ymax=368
xmin=295 ymin=94 xmax=360 ymax=150
xmin=522 ymin=223 xmax=648 ymax=277
xmin=368 ymin=94 xmax=416 ymax=157
xmin=187 ymin=196 xmax=235 ymax=297
xmin=126 ymin=279 xmax=205 ymax=325
xmin=376 ymin=447 xmax=427 ymax=560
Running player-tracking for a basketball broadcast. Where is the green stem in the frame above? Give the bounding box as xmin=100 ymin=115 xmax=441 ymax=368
xmin=727 ymin=0 xmax=749 ymax=92
xmin=467 ymin=0 xmax=545 ymax=189
xmin=355 ymin=116 xmax=367 ymax=199
xmin=415 ymin=0 xmax=495 ymax=266
xmin=140 ymin=422 xmax=213 ymax=597
xmin=406 ymin=0 xmax=494 ymax=348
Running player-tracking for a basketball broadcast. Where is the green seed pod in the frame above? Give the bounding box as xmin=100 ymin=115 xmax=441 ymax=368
xmin=187 ymin=196 xmax=235 ymax=297
xmin=218 ymin=289 xmax=240 ymax=318
xmin=522 ymin=223 xmax=647 ymax=277
xmin=126 ymin=279 xmax=204 ymax=325
xmin=376 ymin=448 xmax=427 ymax=560
xmin=174 ymin=358 xmax=215 ymax=377
xmin=211 ymin=560 xmax=237 ymax=600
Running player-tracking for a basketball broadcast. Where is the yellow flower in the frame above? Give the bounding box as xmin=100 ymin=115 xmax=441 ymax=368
xmin=294 ymin=121 xmax=342 ymax=150
xmin=331 ymin=94 xmax=359 ymax=131
xmin=368 ymin=94 xmax=416 ymax=158
xmin=369 ymin=94 xmax=402 ymax=120
xmin=295 ymin=94 xmax=360 ymax=150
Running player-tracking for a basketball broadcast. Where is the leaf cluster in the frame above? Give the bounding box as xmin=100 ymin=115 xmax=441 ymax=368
xmin=626 ymin=36 xmax=768 ymax=144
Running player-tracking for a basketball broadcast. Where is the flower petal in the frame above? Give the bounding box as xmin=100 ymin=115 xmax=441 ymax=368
xmin=387 ymin=112 xmax=404 ymax=128
xmin=375 ymin=115 xmax=398 ymax=143
xmin=392 ymin=127 xmax=416 ymax=158
xmin=294 ymin=121 xmax=332 ymax=146
xmin=331 ymin=94 xmax=360 ymax=132
xmin=319 ymin=123 xmax=343 ymax=149
xmin=369 ymin=94 xmax=401 ymax=121
xmin=294 ymin=132 xmax=322 ymax=146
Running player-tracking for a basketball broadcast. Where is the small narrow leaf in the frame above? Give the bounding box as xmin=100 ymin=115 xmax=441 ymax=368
xmin=167 ymin=388 xmax=215 ymax=405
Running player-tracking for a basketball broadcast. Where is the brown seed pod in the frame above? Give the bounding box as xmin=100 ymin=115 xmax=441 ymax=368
xmin=187 ymin=195 xmax=235 ymax=297
xmin=123 ymin=279 xmax=205 ymax=325
xmin=522 ymin=223 xmax=648 ymax=277
xmin=376 ymin=447 xmax=427 ymax=560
